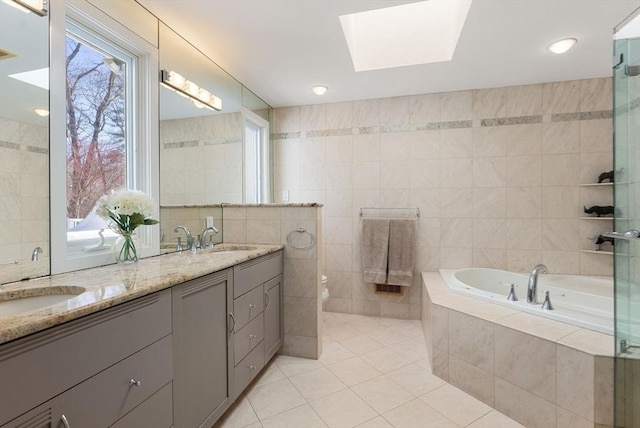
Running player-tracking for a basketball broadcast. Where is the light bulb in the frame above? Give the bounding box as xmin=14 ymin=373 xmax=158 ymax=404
xmin=312 ymin=85 xmax=328 ymax=95
xmin=547 ymin=38 xmax=577 ymax=54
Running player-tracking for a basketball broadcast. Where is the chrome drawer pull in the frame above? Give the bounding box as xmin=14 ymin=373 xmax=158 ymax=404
xmin=129 ymin=378 xmax=141 ymax=387
xmin=61 ymin=415 xmax=71 ymax=428
xmin=229 ymin=312 xmax=236 ymax=333
xmin=249 ymin=303 xmax=256 ymax=309
xmin=264 ymin=292 xmax=270 ymax=308
xmin=249 ymin=365 xmax=257 ymax=370
xmin=249 ymin=334 xmax=256 ymax=339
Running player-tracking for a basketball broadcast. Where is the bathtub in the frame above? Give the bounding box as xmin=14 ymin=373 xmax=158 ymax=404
xmin=439 ymin=268 xmax=614 ymax=335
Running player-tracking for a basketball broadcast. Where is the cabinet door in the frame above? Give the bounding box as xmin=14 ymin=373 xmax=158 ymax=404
xmin=263 ymin=275 xmax=283 ymax=361
xmin=172 ymin=269 xmax=233 ymax=428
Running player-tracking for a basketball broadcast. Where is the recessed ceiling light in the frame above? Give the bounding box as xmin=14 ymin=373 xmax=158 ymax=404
xmin=8 ymin=67 xmax=49 ymax=90
xmin=547 ymin=38 xmax=577 ymax=54
xmin=312 ymin=85 xmax=328 ymax=95
xmin=339 ymin=0 xmax=473 ymax=72
xmin=33 ymin=108 xmax=49 ymax=117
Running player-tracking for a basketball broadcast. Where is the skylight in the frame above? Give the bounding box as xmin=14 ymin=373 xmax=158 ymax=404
xmin=8 ymin=67 xmax=49 ymax=90
xmin=339 ymin=0 xmax=472 ymax=72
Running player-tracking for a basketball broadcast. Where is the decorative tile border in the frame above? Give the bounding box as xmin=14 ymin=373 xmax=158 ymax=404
xmin=272 ymin=109 xmax=612 ymax=140
xmin=162 ymin=137 xmax=242 ymax=150
xmin=481 ymin=115 xmax=542 ymax=127
xmin=0 ymin=140 xmax=49 ymax=154
xmin=551 ymin=110 xmax=613 ymax=122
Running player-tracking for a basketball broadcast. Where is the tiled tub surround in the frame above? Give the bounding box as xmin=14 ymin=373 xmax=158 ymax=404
xmin=0 ymin=244 xmax=283 ymax=345
xmin=0 ymin=117 xmax=50 ymax=283
xmin=160 ymin=111 xmax=243 ymax=205
xmin=421 ymin=272 xmax=614 ymax=428
xmin=222 ymin=204 xmax=324 ymax=359
xmin=272 ymin=78 xmax=614 ymax=320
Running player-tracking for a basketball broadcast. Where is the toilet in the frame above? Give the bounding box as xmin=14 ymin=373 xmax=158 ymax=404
xmin=321 ymin=275 xmax=329 ymax=303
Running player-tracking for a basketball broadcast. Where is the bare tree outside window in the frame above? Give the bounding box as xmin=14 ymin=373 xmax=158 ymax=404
xmin=65 ymin=36 xmax=126 ymax=226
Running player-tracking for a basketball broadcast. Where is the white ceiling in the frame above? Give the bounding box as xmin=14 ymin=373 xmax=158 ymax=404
xmin=138 ymin=0 xmax=639 ymax=109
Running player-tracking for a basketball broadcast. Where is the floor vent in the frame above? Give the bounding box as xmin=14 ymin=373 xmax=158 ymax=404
xmin=0 ymin=48 xmax=16 ymax=60
xmin=374 ymin=284 xmax=403 ymax=295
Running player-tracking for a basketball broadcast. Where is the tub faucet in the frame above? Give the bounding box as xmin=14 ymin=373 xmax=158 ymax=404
xmin=527 ymin=264 xmax=548 ymax=304
xmin=174 ymin=226 xmax=193 ymax=251
xmin=199 ymin=226 xmax=219 ymax=249
xmin=31 ymin=247 xmax=43 ymax=261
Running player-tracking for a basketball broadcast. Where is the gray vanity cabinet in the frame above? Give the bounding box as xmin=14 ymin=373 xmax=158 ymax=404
xmin=0 ymin=290 xmax=173 ymax=428
xmin=171 ymin=269 xmax=233 ymax=428
xmin=231 ymin=251 xmax=283 ymax=399
xmin=264 ymin=274 xmax=283 ymax=361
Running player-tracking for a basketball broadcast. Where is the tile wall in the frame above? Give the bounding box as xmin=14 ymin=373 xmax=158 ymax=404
xmin=160 ymin=112 xmax=243 ymax=205
xmin=222 ymin=205 xmax=323 ymax=359
xmin=272 ymin=78 xmax=614 ymax=320
xmin=0 ymin=117 xmax=49 ymax=282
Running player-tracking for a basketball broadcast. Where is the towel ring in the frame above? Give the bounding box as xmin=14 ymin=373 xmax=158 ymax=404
xmin=286 ymin=228 xmax=315 ymax=249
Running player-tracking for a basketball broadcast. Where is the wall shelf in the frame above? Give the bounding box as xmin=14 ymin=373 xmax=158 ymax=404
xmin=579 ymin=183 xmax=613 ymax=187
xmin=580 ymin=216 xmax=614 ymax=220
xmin=580 ymin=249 xmax=614 ymax=255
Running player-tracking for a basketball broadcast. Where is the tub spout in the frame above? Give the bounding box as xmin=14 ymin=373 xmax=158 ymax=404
xmin=527 ymin=264 xmax=548 ymax=304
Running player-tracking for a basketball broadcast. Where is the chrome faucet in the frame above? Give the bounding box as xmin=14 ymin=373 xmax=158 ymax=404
xmin=199 ymin=226 xmax=220 ymax=249
xmin=31 ymin=247 xmax=43 ymax=261
xmin=527 ymin=264 xmax=548 ymax=304
xmin=174 ymin=226 xmax=193 ymax=251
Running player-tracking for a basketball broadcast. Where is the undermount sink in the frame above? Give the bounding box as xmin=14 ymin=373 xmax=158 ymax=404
xmin=0 ymin=286 xmax=86 ymax=318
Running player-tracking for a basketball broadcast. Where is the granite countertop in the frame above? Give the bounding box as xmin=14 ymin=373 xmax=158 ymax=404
xmin=0 ymin=244 xmax=283 ymax=345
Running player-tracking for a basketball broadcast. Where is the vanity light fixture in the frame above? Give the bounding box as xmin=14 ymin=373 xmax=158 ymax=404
xmin=8 ymin=0 xmax=47 ymax=16
xmin=547 ymin=38 xmax=578 ymax=54
xmin=160 ymin=69 xmax=223 ymax=111
xmin=33 ymin=108 xmax=49 ymax=117
xmin=312 ymin=85 xmax=328 ymax=95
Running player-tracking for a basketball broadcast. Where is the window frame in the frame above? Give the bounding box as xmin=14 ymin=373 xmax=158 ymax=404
xmin=50 ymin=0 xmax=159 ymax=274
xmin=242 ymin=107 xmax=270 ymax=203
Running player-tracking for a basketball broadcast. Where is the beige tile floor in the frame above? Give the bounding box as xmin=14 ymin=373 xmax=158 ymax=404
xmin=215 ymin=312 xmax=524 ymax=428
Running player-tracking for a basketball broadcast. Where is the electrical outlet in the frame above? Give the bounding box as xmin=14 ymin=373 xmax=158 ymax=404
xmin=205 ymin=216 xmax=214 ymax=228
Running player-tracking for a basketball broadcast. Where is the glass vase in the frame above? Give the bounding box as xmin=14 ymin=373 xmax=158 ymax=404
xmin=115 ymin=233 xmax=138 ymax=264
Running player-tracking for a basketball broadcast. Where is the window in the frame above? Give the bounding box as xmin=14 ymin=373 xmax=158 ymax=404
xmin=64 ymin=26 xmax=129 ymax=240
xmin=243 ymin=108 xmax=270 ymax=203
xmin=51 ymin=2 xmax=159 ymax=274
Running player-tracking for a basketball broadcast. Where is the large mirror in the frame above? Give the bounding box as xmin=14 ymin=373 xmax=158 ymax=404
xmin=159 ymin=22 xmax=244 ymax=207
xmin=0 ymin=1 xmax=50 ymax=283
xmin=158 ymin=22 xmax=243 ymax=251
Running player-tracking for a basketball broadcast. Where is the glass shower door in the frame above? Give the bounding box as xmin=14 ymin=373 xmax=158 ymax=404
xmin=613 ymin=8 xmax=640 ymax=427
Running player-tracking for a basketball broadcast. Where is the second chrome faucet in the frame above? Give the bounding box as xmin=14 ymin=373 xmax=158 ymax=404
xmin=173 ymin=225 xmax=220 ymax=251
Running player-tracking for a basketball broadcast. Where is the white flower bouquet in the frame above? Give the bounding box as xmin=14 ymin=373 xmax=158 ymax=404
xmin=96 ymin=189 xmax=158 ymax=263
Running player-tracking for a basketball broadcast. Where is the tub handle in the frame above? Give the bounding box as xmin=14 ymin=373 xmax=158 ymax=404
xmin=603 ymin=230 xmax=640 ymax=240
xmin=505 ymin=283 xmax=518 ymax=302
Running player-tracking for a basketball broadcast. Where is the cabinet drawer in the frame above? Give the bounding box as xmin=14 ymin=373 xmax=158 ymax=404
xmin=233 ymin=285 xmax=264 ymax=331
xmin=111 ymin=381 xmax=173 ymax=428
xmin=67 ymin=335 xmax=173 ymax=427
xmin=0 ymin=289 xmax=172 ymax=426
xmin=233 ymin=251 xmax=282 ymax=298
xmin=233 ymin=341 xmax=264 ymax=398
xmin=234 ymin=314 xmax=264 ymax=364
